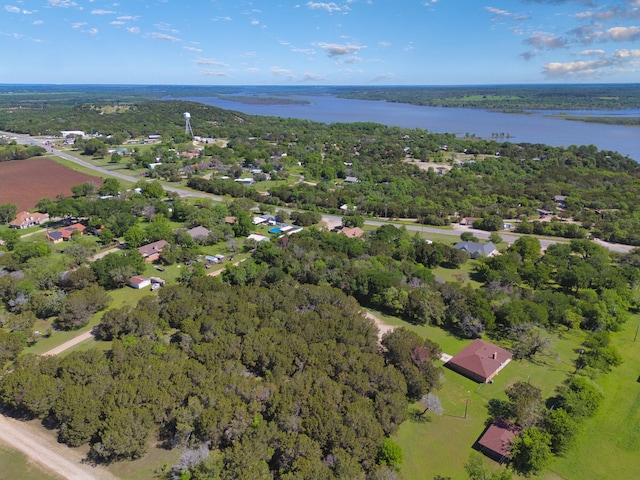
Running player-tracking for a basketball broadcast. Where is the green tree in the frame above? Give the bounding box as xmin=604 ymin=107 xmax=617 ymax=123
xmin=123 ymin=225 xmax=146 ymax=248
xmin=0 ymin=202 xmax=18 ymax=223
xmin=505 ymin=381 xmax=542 ymax=427
xmin=543 ymin=408 xmax=578 ymax=455
xmin=0 ymin=228 xmax=20 ymax=250
xmin=98 ymin=178 xmax=121 ymax=196
xmin=510 ymin=236 xmax=541 ymax=262
xmin=378 ymin=438 xmax=403 ymax=470
xmin=509 ymin=427 xmax=552 ymax=476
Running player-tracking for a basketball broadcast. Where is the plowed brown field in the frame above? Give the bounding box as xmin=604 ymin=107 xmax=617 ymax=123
xmin=0 ymin=158 xmax=103 ymax=210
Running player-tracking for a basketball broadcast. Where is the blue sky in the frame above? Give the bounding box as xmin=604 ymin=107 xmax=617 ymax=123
xmin=2 ymin=0 xmax=640 ymax=85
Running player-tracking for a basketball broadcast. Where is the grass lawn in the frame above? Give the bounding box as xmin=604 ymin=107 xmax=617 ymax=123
xmin=544 ymin=316 xmax=640 ymax=480
xmin=0 ymin=444 xmax=60 ymax=480
xmin=106 ymin=441 xmax=181 ymax=480
xmin=376 ymin=310 xmax=586 ymax=480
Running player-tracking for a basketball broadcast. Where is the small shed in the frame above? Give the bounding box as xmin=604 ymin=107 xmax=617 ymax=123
xmin=446 ymin=339 xmax=512 ymax=383
xmin=129 ymin=276 xmax=151 ymax=289
xmin=477 ymin=419 xmax=521 ymax=463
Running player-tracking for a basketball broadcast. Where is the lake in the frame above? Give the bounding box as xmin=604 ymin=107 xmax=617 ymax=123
xmin=178 ymin=94 xmax=640 ymax=161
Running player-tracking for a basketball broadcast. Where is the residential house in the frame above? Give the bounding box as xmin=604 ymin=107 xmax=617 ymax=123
xmin=138 ymin=240 xmax=169 ymax=262
xmin=446 ymin=339 xmax=512 ymax=383
xmin=344 ymin=176 xmax=359 ymax=184
xmin=477 ymin=419 xmax=521 ymax=463
xmin=187 ymin=226 xmax=211 ymax=240
xmin=129 ymin=276 xmax=151 ymax=289
xmin=453 ymin=241 xmax=498 ymax=259
xmin=46 ymin=223 xmax=86 ymax=243
xmin=10 ymin=211 xmax=49 ymax=229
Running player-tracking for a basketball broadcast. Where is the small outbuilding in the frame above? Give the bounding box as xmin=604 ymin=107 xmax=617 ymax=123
xmin=129 ymin=275 xmax=151 ymax=289
xmin=477 ymin=419 xmax=521 ymax=463
xmin=446 ymin=339 xmax=512 ymax=383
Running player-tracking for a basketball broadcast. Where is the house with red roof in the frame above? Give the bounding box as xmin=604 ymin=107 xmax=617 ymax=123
xmin=45 ymin=223 xmax=86 ymax=243
xmin=446 ymin=339 xmax=512 ymax=383
xmin=477 ymin=419 xmax=521 ymax=463
xmin=129 ymin=275 xmax=151 ymax=289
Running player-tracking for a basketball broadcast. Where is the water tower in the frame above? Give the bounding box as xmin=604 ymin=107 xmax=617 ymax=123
xmin=183 ymin=112 xmax=193 ymax=136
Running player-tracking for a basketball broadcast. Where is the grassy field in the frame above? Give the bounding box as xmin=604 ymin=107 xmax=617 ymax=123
xmin=374 ymin=310 xmax=587 ymax=480
xmin=106 ymin=441 xmax=181 ymax=480
xmin=0 ymin=444 xmax=60 ymax=480
xmin=544 ymin=317 xmax=640 ymax=480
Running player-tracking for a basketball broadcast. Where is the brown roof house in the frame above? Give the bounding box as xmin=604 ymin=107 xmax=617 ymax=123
xmin=477 ymin=419 xmax=521 ymax=463
xmin=10 ymin=211 xmax=49 ymax=229
xmin=46 ymin=223 xmax=86 ymax=243
xmin=446 ymin=339 xmax=512 ymax=383
xmin=137 ymin=240 xmax=169 ymax=262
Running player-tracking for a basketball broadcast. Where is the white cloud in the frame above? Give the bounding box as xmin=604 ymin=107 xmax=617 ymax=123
xmin=307 ymin=2 xmax=343 ymax=13
xmin=315 ymin=42 xmax=362 ymax=56
xmin=92 ymin=9 xmax=115 ymax=15
xmin=184 ymin=46 xmax=202 ymax=52
xmin=72 ymin=22 xmax=87 ymax=29
xmin=5 ymin=5 xmax=20 ymax=13
xmin=117 ymin=15 xmax=140 ymax=21
xmin=88 ymin=28 xmax=98 ymax=36
xmin=302 ymin=72 xmax=326 ymax=81
xmin=271 ymin=66 xmax=294 ymax=77
xmin=212 ymin=16 xmax=231 ymax=21
xmin=32 ymin=20 xmax=44 ymax=25
xmin=524 ymin=32 xmax=568 ymax=49
xmin=602 ymin=25 xmax=640 ymax=41
xmin=378 ymin=41 xmax=391 ymax=47
xmin=47 ymin=0 xmax=78 ymax=7
xmin=196 ymin=58 xmax=228 ymax=67
xmin=544 ymin=48 xmax=640 ymax=77
xmin=581 ymin=48 xmax=605 ymax=56
xmin=126 ymin=27 xmax=139 ymax=34
xmin=111 ymin=21 xmax=124 ymax=25
xmin=201 ymin=70 xmax=229 ymax=77
xmin=151 ymin=32 xmax=180 ymax=42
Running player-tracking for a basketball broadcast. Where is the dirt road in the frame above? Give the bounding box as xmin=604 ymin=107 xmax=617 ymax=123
xmin=365 ymin=311 xmax=397 ymax=342
xmin=0 ymin=415 xmax=117 ymax=480
xmin=42 ymin=330 xmax=95 ymax=356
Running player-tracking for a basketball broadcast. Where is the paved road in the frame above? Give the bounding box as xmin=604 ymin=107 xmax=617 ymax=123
xmin=8 ymin=132 xmax=634 ymax=256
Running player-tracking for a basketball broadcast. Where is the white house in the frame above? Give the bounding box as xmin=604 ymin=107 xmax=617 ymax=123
xmin=129 ymin=276 xmax=151 ymax=289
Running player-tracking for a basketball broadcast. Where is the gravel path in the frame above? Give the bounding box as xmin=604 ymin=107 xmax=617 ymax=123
xmin=0 ymin=415 xmax=117 ymax=480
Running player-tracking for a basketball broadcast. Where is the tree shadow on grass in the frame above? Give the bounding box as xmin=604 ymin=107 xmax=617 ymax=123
xmin=408 ymin=407 xmax=433 ymax=424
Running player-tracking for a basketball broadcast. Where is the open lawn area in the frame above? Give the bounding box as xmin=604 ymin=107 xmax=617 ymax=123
xmin=544 ymin=316 xmax=640 ymax=480
xmin=0 ymin=444 xmax=60 ymax=480
xmin=375 ymin=310 xmax=587 ymax=479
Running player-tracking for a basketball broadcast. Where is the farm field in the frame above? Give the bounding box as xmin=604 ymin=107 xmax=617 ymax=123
xmin=0 ymin=158 xmax=103 ymax=210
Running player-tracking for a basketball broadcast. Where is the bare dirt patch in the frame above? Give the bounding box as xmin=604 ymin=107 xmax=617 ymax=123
xmin=0 ymin=158 xmax=103 ymax=211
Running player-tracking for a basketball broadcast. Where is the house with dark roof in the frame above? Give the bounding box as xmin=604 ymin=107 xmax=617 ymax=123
xmin=137 ymin=240 xmax=169 ymax=262
xmin=477 ymin=419 xmax=521 ymax=463
xmin=453 ymin=241 xmax=498 ymax=259
xmin=187 ymin=226 xmax=211 ymax=240
xmin=446 ymin=339 xmax=512 ymax=383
